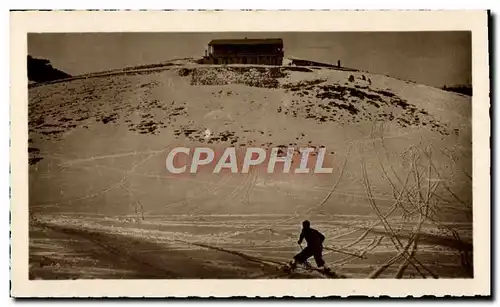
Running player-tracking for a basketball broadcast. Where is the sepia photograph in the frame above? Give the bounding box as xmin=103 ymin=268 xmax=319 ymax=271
xmin=10 ymin=11 xmax=490 ymax=297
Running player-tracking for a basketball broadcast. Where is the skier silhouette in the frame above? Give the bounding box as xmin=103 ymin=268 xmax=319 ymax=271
xmin=290 ymin=220 xmax=327 ymax=270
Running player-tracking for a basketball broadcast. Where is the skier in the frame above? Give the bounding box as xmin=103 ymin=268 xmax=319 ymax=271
xmin=289 ymin=220 xmax=329 ymax=272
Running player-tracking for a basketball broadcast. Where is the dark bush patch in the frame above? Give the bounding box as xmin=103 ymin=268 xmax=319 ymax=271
xmin=374 ymin=89 xmax=396 ymax=97
xmin=283 ymin=79 xmax=326 ymax=90
xmin=139 ymin=81 xmax=159 ymax=88
xmin=190 ymin=67 xmax=286 ymax=89
xmin=178 ymin=68 xmax=192 ymax=76
xmin=398 ymin=118 xmax=410 ymax=125
xmin=328 ymin=100 xmax=359 ymax=115
xmin=29 ymin=156 xmax=43 ymax=165
xmin=42 ymin=124 xmax=60 ymax=127
xmin=348 ymin=87 xmax=381 ymax=101
xmin=40 ymin=130 xmax=65 ymax=136
xmin=30 ymin=117 xmax=45 ymax=126
xmin=268 ymin=67 xmax=287 ymax=79
xmin=101 ymin=114 xmax=118 ymax=124
xmin=316 ymin=84 xmax=348 ymax=100
xmin=135 ymin=120 xmax=161 ymax=135
xmin=315 ymin=84 xmax=383 ymax=103
xmin=183 ymin=129 xmax=197 ymax=137
xmin=393 ymin=98 xmax=410 ymax=109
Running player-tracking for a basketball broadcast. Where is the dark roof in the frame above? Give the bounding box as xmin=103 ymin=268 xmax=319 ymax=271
xmin=208 ymin=38 xmax=283 ymax=46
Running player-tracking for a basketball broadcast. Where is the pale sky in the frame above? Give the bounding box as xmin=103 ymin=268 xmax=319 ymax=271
xmin=28 ymin=32 xmax=471 ymax=87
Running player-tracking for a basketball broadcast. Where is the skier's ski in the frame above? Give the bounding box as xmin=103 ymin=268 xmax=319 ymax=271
xmin=311 ymin=266 xmax=345 ymax=278
xmin=281 ymin=261 xmax=344 ymax=278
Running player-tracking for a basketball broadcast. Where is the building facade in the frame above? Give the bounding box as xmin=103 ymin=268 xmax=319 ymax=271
xmin=202 ymin=38 xmax=284 ymax=65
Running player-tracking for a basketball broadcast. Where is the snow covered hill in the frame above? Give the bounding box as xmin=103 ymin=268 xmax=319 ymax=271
xmin=28 ymin=64 xmax=472 ymax=279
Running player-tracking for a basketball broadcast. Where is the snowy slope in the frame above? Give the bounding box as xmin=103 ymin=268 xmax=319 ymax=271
xmin=28 ymin=64 xmax=472 ymax=279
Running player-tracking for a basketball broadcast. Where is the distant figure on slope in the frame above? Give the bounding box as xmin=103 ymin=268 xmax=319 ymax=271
xmin=290 ymin=220 xmax=328 ymax=271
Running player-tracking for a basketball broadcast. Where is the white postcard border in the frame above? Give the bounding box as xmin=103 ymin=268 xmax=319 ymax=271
xmin=10 ymin=10 xmax=490 ymax=297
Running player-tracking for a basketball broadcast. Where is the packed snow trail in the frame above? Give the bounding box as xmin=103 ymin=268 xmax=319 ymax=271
xmin=30 ymin=218 xmax=339 ymax=279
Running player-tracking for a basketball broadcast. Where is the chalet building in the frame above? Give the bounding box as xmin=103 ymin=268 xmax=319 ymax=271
xmin=201 ymin=38 xmax=284 ymax=65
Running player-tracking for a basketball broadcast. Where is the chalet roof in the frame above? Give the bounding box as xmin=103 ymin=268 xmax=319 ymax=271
xmin=208 ymin=38 xmax=283 ymax=46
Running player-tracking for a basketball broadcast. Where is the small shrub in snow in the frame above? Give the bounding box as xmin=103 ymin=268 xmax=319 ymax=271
xmin=178 ymin=68 xmax=191 ymax=76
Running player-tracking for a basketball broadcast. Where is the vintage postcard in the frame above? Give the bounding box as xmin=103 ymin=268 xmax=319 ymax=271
xmin=10 ymin=10 xmax=490 ymax=297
